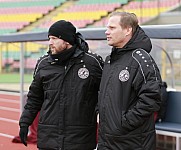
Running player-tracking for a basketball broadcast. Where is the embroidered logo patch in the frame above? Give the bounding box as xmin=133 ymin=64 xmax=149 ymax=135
xmin=119 ymin=69 xmax=129 ymax=82
xmin=78 ymin=68 xmax=89 ymax=79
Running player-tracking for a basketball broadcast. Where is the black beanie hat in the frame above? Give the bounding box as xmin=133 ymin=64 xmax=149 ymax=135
xmin=48 ymin=20 xmax=76 ymax=45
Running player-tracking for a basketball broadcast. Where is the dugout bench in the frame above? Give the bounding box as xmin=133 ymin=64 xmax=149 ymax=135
xmin=155 ymin=91 xmax=181 ymax=150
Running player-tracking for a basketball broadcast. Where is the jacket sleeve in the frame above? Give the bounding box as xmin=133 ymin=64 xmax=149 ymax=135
xmin=92 ymin=53 xmax=104 ymax=114
xmin=19 ymin=58 xmax=44 ymax=127
xmin=122 ymin=49 xmax=162 ymax=130
xmin=93 ymin=54 xmax=104 ymax=88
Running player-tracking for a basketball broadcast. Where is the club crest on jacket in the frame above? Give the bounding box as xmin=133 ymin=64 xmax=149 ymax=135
xmin=119 ymin=69 xmax=129 ymax=82
xmin=78 ymin=68 xmax=89 ymax=79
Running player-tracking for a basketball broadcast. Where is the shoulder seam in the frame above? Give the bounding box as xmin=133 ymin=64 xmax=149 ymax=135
xmin=132 ymin=49 xmax=158 ymax=83
xmin=132 ymin=49 xmax=147 ymax=83
xmin=34 ymin=56 xmax=48 ymax=76
xmin=85 ymin=53 xmax=103 ymax=70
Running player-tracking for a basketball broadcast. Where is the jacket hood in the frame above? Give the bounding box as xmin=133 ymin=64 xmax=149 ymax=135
xmin=113 ymin=26 xmax=152 ymax=53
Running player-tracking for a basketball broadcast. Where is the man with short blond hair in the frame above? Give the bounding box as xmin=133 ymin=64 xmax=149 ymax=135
xmin=98 ymin=12 xmax=162 ymax=150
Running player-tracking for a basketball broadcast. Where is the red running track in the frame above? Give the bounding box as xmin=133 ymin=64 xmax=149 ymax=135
xmin=0 ymin=91 xmax=37 ymax=150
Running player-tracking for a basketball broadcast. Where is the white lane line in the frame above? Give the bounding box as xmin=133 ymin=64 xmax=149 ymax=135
xmin=0 ymin=106 xmax=19 ymax=112
xmin=0 ymin=133 xmax=14 ymax=138
xmin=0 ymin=91 xmax=20 ymax=96
xmin=0 ymin=117 xmax=18 ymax=124
xmin=0 ymin=99 xmax=19 ymax=103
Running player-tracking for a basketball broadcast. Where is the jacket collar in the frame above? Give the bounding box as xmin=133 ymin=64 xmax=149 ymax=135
xmin=48 ymin=45 xmax=84 ymax=64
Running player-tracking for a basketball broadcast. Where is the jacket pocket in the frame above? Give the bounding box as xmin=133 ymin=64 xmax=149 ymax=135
xmin=105 ymin=133 xmax=143 ymax=150
xmin=37 ymin=124 xmax=59 ymax=149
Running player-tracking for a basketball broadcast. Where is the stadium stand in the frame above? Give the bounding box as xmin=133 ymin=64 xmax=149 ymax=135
xmin=0 ymin=0 xmax=66 ymax=35
xmin=30 ymin=0 xmax=125 ymax=31
xmin=93 ymin=0 xmax=180 ymax=26
xmin=1 ymin=42 xmax=47 ymax=71
xmin=120 ymin=0 xmax=180 ymax=24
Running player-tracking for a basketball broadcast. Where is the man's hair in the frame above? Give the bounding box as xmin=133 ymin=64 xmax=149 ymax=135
xmin=109 ymin=11 xmax=138 ymax=34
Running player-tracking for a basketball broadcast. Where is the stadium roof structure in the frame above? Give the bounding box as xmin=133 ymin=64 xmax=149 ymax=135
xmin=0 ymin=24 xmax=181 ymax=42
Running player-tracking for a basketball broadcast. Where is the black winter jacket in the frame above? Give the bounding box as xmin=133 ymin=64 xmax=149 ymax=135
xmin=98 ymin=26 xmax=162 ymax=150
xmin=19 ymin=46 xmax=103 ymax=150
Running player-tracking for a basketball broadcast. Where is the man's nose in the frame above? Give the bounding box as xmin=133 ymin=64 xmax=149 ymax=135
xmin=105 ymin=29 xmax=109 ymax=35
xmin=49 ymin=39 xmax=53 ymax=45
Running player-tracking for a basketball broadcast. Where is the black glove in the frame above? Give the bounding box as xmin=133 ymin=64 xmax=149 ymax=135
xmin=19 ymin=126 xmax=29 ymax=146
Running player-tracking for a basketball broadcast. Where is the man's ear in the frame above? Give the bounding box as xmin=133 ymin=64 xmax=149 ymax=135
xmin=65 ymin=41 xmax=72 ymax=49
xmin=126 ymin=27 xmax=132 ymax=36
xmin=65 ymin=41 xmax=70 ymax=45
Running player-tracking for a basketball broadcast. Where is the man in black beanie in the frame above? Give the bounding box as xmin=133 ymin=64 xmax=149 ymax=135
xmin=48 ymin=20 xmax=76 ymax=46
xmin=18 ymin=20 xmax=103 ymax=150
